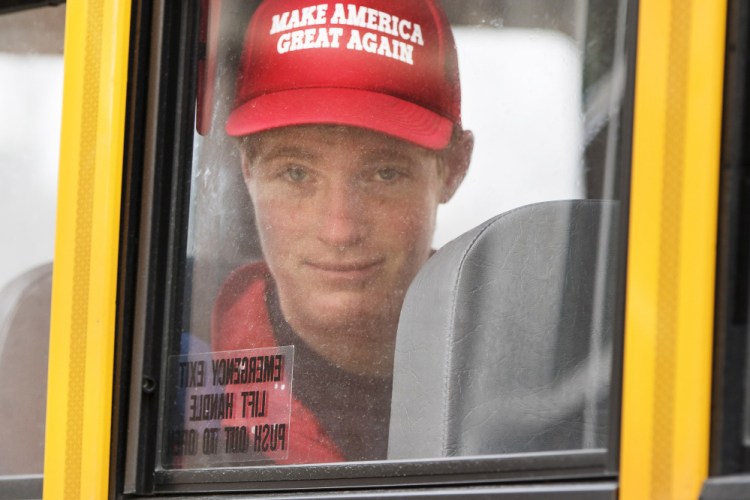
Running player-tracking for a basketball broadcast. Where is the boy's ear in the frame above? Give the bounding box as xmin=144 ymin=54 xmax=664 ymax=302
xmin=441 ymin=129 xmax=474 ymax=203
xmin=240 ymin=148 xmax=252 ymax=182
xmin=239 ymin=146 xmax=259 ymax=203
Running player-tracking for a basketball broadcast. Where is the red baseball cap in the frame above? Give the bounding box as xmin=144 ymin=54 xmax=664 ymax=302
xmin=226 ymin=0 xmax=461 ymax=150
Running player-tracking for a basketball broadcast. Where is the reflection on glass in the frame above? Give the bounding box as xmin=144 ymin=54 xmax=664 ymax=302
xmin=0 ymin=5 xmax=65 ymax=476
xmin=162 ymin=0 xmax=631 ymax=468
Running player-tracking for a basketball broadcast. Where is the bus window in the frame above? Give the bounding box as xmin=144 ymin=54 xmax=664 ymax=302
xmin=0 ymin=1 xmax=64 ymax=494
xmin=125 ymin=0 xmax=635 ymax=493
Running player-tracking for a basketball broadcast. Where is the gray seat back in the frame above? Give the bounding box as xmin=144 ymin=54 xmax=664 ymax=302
xmin=0 ymin=263 xmax=52 ymax=474
xmin=388 ymin=200 xmax=618 ymax=458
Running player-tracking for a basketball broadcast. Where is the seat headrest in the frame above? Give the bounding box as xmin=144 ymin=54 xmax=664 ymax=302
xmin=0 ymin=263 xmax=53 ymax=474
xmin=388 ymin=200 xmax=619 ymax=458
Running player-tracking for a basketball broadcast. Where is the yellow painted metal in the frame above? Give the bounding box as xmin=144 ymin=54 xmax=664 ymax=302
xmin=42 ymin=0 xmax=131 ymax=498
xmin=619 ymin=0 xmax=726 ymax=498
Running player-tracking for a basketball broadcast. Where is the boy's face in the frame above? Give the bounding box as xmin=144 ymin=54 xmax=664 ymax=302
xmin=242 ymin=125 xmax=456 ymax=342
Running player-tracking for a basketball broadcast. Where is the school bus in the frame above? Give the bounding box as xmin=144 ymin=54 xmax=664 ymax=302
xmin=0 ymin=0 xmax=747 ymax=498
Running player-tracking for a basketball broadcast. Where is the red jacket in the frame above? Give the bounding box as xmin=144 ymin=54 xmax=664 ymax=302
xmin=211 ymin=262 xmax=345 ymax=464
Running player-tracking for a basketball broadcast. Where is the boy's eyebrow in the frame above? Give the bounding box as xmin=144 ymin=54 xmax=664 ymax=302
xmin=259 ymin=145 xmax=319 ymax=162
xmin=358 ymin=147 xmax=418 ymax=165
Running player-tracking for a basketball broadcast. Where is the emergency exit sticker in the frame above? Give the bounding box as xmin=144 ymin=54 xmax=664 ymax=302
xmin=162 ymin=345 xmax=294 ymax=468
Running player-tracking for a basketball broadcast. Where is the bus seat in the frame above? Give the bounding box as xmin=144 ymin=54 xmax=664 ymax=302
xmin=0 ymin=263 xmax=52 ymax=475
xmin=388 ymin=200 xmax=618 ymax=458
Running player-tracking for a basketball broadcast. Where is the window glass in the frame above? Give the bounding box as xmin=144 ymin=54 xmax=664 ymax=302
xmin=159 ymin=0 xmax=631 ymax=471
xmin=0 ymin=5 xmax=65 ymax=476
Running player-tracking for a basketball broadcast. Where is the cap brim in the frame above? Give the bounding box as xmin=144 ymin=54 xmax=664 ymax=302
xmin=225 ymin=88 xmax=454 ymax=150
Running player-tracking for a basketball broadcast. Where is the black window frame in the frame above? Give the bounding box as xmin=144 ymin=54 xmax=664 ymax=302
xmin=112 ymin=0 xmax=640 ymax=497
xmin=0 ymin=0 xmax=63 ymax=16
xmin=703 ymin=0 xmax=750 ymax=497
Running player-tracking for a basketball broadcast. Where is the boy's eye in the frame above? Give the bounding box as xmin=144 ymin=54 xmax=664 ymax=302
xmin=285 ymin=166 xmax=308 ymax=182
xmin=376 ymin=167 xmax=399 ymax=181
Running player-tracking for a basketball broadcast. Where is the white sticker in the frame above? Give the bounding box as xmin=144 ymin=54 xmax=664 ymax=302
xmin=163 ymin=345 xmax=294 ymax=468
